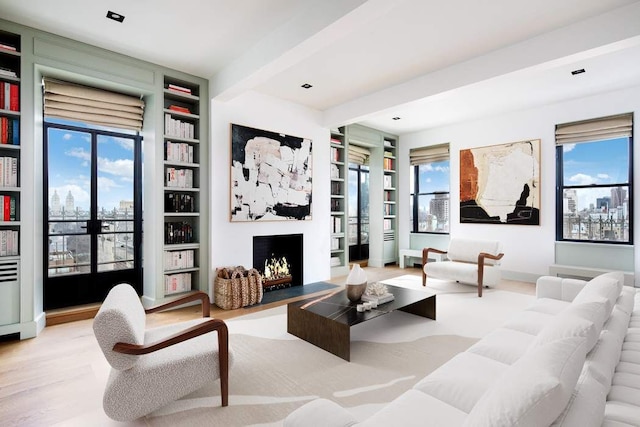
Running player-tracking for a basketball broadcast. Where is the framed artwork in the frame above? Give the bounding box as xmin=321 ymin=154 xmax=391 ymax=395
xmin=230 ymin=124 xmax=312 ymax=221
xmin=460 ymin=139 xmax=540 ymax=225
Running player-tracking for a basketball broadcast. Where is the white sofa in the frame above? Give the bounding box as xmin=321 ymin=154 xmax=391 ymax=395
xmin=422 ymin=238 xmax=504 ymax=297
xmin=284 ymin=272 xmax=640 ymax=427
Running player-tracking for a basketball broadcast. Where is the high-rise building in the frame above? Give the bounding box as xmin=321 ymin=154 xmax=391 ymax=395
xmin=564 ymin=189 xmax=577 ymax=214
xmin=611 ymin=187 xmax=627 ymax=209
xmin=429 ymin=194 xmax=450 ymax=231
xmin=64 ymin=190 xmax=75 ymax=214
xmin=50 ymin=190 xmax=61 ymax=215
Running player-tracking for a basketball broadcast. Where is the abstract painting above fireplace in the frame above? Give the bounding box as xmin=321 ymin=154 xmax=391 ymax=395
xmin=231 ymin=124 xmax=312 ymax=222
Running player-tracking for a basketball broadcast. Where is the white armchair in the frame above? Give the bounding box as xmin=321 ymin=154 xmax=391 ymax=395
xmin=93 ymin=283 xmax=232 ymax=421
xmin=422 ymin=238 xmax=504 ymax=297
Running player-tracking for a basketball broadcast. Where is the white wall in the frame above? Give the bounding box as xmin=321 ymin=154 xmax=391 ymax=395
xmin=210 ymin=91 xmax=330 ymax=285
xmin=399 ymin=84 xmax=640 ymax=282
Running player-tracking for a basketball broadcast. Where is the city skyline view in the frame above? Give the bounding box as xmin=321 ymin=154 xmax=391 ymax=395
xmin=562 ymin=137 xmax=629 ymax=211
xmin=47 ymin=119 xmax=135 ymax=214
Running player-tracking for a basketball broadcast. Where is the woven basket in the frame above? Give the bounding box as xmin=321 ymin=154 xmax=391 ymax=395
xmin=214 ymin=266 xmax=263 ymax=309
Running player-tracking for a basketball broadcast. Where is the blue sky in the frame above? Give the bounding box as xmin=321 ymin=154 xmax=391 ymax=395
xmin=562 ymin=137 xmax=629 ymax=209
xmin=47 ymin=121 xmax=134 ymax=213
xmin=410 ymin=160 xmax=450 ymax=193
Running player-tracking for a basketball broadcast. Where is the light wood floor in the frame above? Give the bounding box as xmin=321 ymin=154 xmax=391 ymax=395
xmin=0 ymin=266 xmax=534 ymax=426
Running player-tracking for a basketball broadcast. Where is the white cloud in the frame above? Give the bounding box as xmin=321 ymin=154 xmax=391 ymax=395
xmin=98 ymin=157 xmax=133 ymax=179
xmin=597 ymin=173 xmax=610 ymax=180
xmin=97 ymin=176 xmax=121 ymax=192
xmin=66 ymin=147 xmax=91 ymax=161
xmin=63 ymin=133 xmax=72 ymax=140
xmin=563 ymin=143 xmax=576 ymax=153
xmin=569 ymin=173 xmax=596 ymax=185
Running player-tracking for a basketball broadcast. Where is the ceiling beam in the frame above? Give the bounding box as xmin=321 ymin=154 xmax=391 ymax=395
xmin=209 ymin=0 xmax=397 ymax=101
xmin=322 ymin=1 xmax=640 ymax=128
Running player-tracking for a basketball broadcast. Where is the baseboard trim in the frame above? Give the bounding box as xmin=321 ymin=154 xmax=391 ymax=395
xmin=46 ymin=304 xmax=100 ymax=326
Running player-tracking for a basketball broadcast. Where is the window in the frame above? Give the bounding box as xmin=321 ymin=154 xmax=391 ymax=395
xmin=556 ymin=113 xmax=633 ymax=243
xmin=410 ymin=144 xmax=450 ymax=233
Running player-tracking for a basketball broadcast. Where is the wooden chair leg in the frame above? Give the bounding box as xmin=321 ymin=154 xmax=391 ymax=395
xmin=217 ymin=325 xmax=230 ymax=407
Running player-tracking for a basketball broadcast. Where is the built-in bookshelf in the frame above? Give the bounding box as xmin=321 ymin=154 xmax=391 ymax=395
xmin=330 ymin=127 xmax=348 ymax=276
xmin=382 ymin=137 xmax=398 ymax=265
xmin=163 ymin=77 xmax=201 ymax=296
xmin=0 ymin=29 xmax=20 ymax=328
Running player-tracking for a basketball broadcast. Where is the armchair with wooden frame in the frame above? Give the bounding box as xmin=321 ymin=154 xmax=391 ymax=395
xmin=422 ymin=238 xmax=504 ymax=297
xmin=93 ymin=283 xmax=231 ymax=421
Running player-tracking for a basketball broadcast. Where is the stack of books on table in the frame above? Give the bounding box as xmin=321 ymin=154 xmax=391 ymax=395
xmin=361 ymin=293 xmax=395 ymax=305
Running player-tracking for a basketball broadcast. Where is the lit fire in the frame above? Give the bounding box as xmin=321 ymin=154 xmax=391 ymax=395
xmin=264 ymin=256 xmax=291 ymax=280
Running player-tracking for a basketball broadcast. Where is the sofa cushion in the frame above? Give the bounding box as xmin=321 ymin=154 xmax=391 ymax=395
xmin=466 ymin=328 xmax=535 ymax=365
xmin=584 ymin=331 xmax=623 ymax=388
xmin=604 ymin=401 xmax=640 ymax=426
xmin=573 ymin=276 xmax=621 ymax=318
xmin=502 ymin=310 xmax=555 ymax=336
xmin=551 ymin=369 xmax=606 ymax=427
xmin=463 ymin=336 xmax=587 ymax=427
xmin=413 ymin=352 xmax=509 ymax=413
xmin=533 ymin=311 xmax=598 ymax=352
xmin=526 ymin=298 xmax=570 ymax=315
xmin=93 ymin=283 xmax=146 ymax=371
xmin=359 ymin=390 xmax=468 ymax=427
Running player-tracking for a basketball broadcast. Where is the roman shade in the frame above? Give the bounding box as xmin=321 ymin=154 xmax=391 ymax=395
xmin=555 ymin=113 xmax=633 ymax=145
xmin=43 ymin=78 xmax=145 ymax=131
xmin=410 ymin=144 xmax=449 ymax=165
xmin=348 ymin=144 xmax=370 ymax=165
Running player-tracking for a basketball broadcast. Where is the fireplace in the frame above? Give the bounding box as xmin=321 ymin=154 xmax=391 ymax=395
xmin=253 ymin=234 xmax=303 ymax=292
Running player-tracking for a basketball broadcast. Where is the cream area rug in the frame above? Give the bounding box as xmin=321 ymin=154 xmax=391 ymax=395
xmin=136 ymin=286 xmax=534 ymax=427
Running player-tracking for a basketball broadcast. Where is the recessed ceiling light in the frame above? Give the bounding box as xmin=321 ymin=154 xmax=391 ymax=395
xmin=571 ymin=68 xmax=586 ymax=76
xmin=301 ymin=83 xmax=313 ymax=89
xmin=106 ymin=11 xmax=125 ymax=23
xmin=392 ymin=117 xmax=401 ymax=120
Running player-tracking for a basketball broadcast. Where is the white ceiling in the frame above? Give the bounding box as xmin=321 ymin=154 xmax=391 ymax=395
xmin=2 ymin=0 xmax=640 ymax=135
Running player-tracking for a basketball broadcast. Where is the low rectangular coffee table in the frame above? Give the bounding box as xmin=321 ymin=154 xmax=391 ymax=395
xmin=287 ymin=284 xmax=436 ymax=361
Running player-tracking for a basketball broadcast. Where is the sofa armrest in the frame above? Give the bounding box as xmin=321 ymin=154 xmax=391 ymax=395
xmin=284 ymin=399 xmax=358 ymax=427
xmin=536 ymin=276 xmax=587 ymax=302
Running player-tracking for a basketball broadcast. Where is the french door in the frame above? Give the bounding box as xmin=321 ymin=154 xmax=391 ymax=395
xmin=43 ymin=121 xmax=143 ymax=309
xmin=348 ymin=164 xmax=370 ymax=261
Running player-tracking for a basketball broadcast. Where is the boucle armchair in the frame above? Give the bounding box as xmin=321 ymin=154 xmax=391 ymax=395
xmin=93 ymin=283 xmax=231 ymax=421
xmin=422 ymin=238 xmax=504 ymax=297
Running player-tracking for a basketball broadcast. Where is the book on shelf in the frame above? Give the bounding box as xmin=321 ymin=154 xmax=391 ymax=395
xmin=165 ymin=114 xmax=195 ymax=139
xmin=165 ymin=272 xmax=192 ymax=294
xmin=331 ymin=237 xmax=340 ymax=250
xmin=332 ymin=216 xmax=342 ymax=234
xmin=165 ymin=141 xmax=194 ymax=163
xmin=383 ymin=157 xmax=394 ymax=170
xmin=0 ymin=43 xmax=17 ymax=52
xmin=383 ymin=218 xmax=393 ymax=230
xmin=1 ymin=194 xmax=17 ymax=221
xmin=164 ymin=249 xmax=195 ymax=270
xmin=165 ymin=167 xmax=194 ymax=188
xmin=168 ymin=105 xmax=191 ymax=114
xmin=383 ymin=175 xmax=393 ymax=189
xmin=0 ymin=156 xmax=18 ymax=187
xmin=0 ymin=81 xmax=20 ymax=111
xmin=0 ymin=117 xmax=19 ymax=145
xmin=165 ymin=221 xmax=194 ymax=244
xmin=165 ymin=192 xmax=195 ymax=213
xmin=167 ymin=84 xmax=192 ymax=95
xmin=330 ymin=256 xmax=342 ymax=267
xmin=0 ymin=229 xmax=18 ymax=256
xmin=330 ymin=137 xmax=342 ymax=145
xmin=361 ymin=293 xmax=395 ymax=304
xmin=0 ymin=67 xmax=17 ymax=78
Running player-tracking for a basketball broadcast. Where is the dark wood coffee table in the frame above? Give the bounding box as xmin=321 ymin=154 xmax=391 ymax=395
xmin=287 ymin=284 xmax=436 ymax=361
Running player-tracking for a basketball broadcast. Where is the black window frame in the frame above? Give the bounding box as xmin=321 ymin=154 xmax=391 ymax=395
xmin=410 ymin=160 xmax=450 ymax=234
xmin=556 ymin=136 xmax=633 ymax=244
